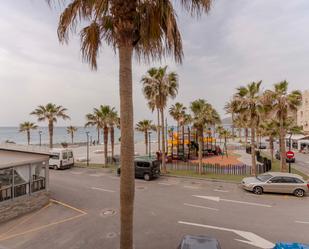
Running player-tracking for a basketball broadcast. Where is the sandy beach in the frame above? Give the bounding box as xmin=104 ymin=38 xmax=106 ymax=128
xmin=72 ymin=141 xmax=158 ymax=164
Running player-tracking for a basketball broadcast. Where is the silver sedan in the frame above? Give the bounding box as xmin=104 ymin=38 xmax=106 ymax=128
xmin=242 ymin=172 xmax=309 ymax=197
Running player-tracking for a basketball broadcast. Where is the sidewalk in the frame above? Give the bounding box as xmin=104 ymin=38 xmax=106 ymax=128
xmin=234 ymin=149 xmax=252 ymax=166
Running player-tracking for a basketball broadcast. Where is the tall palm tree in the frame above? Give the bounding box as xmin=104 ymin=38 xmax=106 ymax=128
xmin=235 ymin=81 xmax=262 ymax=176
xmin=31 ymin=103 xmax=70 ymax=148
xmin=135 ymin=120 xmax=156 ymax=155
xmin=169 ymin=102 xmax=186 ymax=156
xmin=108 ymin=108 xmax=119 ymax=161
xmin=259 ymin=120 xmax=278 ymax=162
xmin=85 ymin=110 xmax=102 ymax=144
xmin=190 ymin=99 xmax=219 ymax=174
xmin=225 ymin=99 xmax=239 ymax=140
xmin=142 ymin=66 xmax=179 ymax=173
xmin=19 ymin=122 xmax=38 ymax=145
xmin=67 ymin=126 xmax=77 ymax=144
xmin=48 ymin=1 xmax=213 ymax=248
xmin=264 ymin=81 xmax=302 ymax=172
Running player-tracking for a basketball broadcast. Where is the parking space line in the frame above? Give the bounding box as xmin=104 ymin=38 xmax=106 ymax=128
xmin=0 ymin=200 xmax=87 ymax=242
xmin=214 ymin=189 xmax=229 ymax=193
xmin=295 ymin=220 xmax=309 ymax=224
xmin=91 ymin=187 xmax=115 ymax=193
xmin=184 ymin=185 xmax=200 ymax=189
xmin=0 ymin=203 xmax=52 ymax=239
xmin=158 ymin=182 xmax=172 ymax=186
xmin=184 ymin=203 xmax=219 ymax=211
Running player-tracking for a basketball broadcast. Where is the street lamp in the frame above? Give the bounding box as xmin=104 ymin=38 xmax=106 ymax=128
xmin=148 ymin=131 xmax=152 ymax=157
xmin=39 ymin=131 xmax=42 ymax=147
xmin=86 ymin=131 xmax=90 ymax=167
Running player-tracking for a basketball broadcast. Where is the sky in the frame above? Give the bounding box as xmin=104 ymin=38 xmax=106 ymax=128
xmin=0 ymin=0 xmax=309 ymax=127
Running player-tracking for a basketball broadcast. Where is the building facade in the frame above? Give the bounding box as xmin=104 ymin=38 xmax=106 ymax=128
xmin=297 ymin=90 xmax=309 ymax=134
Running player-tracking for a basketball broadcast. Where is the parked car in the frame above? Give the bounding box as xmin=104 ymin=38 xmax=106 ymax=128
xmin=242 ymin=172 xmax=309 ymax=197
xmin=275 ymin=150 xmax=295 ymax=163
xmin=177 ymin=235 xmax=221 ymax=249
xmin=49 ymin=148 xmax=74 ymax=169
xmin=258 ymin=142 xmax=267 ymax=149
xmin=117 ymin=157 xmax=160 ymax=181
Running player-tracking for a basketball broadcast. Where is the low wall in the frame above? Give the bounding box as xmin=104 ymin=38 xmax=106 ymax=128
xmin=0 ymin=191 xmax=50 ymax=223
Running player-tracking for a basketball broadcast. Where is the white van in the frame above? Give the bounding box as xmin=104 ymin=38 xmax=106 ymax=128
xmin=49 ymin=148 xmax=74 ymax=169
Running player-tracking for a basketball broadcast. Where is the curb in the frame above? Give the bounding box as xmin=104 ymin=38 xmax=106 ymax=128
xmin=161 ymin=174 xmax=240 ymax=184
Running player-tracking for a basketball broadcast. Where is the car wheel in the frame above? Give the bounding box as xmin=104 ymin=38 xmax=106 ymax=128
xmin=144 ymin=173 xmax=150 ymax=181
xmin=253 ymin=186 xmax=263 ymax=195
xmin=53 ymin=165 xmax=58 ymax=170
xmin=294 ymin=189 xmax=305 ymax=197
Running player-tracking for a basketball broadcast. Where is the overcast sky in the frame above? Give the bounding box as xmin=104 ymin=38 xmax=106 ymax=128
xmin=0 ymin=0 xmax=308 ymax=127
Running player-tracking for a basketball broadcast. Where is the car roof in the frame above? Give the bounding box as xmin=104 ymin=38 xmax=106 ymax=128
xmin=179 ymin=235 xmax=221 ymax=249
xmin=267 ymin=172 xmax=303 ymax=179
xmin=134 ymin=156 xmax=158 ymax=163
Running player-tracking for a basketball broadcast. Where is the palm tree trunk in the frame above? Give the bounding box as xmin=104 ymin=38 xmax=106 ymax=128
xmin=157 ymin=108 xmax=160 ymax=151
xmin=48 ymin=120 xmax=53 ymax=149
xmin=110 ymin=126 xmax=115 ymax=159
xmin=182 ymin=125 xmax=185 ymax=157
xmin=238 ymin=128 xmax=242 ymax=142
xmin=27 ymin=130 xmax=30 ymax=145
xmin=280 ymin=117 xmax=287 ymax=172
xmin=245 ymin=128 xmax=248 ymax=148
xmin=144 ymin=131 xmax=148 ymax=155
xmin=251 ymin=126 xmax=256 ymax=176
xmin=97 ymin=127 xmax=100 ymax=145
xmin=160 ymin=109 xmax=166 ymax=173
xmin=119 ymin=45 xmax=134 ymax=249
xmin=104 ymin=126 xmax=108 ymax=165
xmin=177 ymin=121 xmax=179 ymax=158
xmin=269 ymin=136 xmax=274 ymax=162
xmin=71 ymin=133 xmax=74 ymax=144
xmin=232 ymin=112 xmax=235 ymax=141
xmin=198 ymin=128 xmax=203 ymax=175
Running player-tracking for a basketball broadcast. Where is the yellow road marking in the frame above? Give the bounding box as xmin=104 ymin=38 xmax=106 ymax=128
xmin=0 ymin=203 xmax=52 ymax=238
xmin=0 ymin=213 xmax=85 ymax=241
xmin=0 ymin=199 xmax=87 ymax=242
xmin=50 ymin=199 xmax=87 ymax=215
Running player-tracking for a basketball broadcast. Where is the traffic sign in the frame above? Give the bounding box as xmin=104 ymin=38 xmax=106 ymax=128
xmin=286 ymin=151 xmax=294 ymax=159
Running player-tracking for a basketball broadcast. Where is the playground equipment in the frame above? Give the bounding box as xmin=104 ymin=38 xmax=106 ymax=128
xmin=167 ymin=127 xmax=223 ymax=161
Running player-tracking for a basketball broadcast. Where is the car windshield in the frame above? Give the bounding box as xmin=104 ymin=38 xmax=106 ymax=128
xmin=256 ymin=174 xmax=273 ymax=182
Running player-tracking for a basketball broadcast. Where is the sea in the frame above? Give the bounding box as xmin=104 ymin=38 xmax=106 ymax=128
xmin=0 ymin=127 xmax=147 ymax=145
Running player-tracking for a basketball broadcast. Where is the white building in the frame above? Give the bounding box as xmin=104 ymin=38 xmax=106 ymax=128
xmin=297 ymin=90 xmax=309 ymax=133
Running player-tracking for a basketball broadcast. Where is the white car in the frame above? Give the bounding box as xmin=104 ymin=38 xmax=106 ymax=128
xmin=49 ymin=148 xmax=74 ymax=169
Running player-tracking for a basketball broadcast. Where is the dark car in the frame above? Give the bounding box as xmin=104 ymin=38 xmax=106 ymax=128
xmin=117 ymin=157 xmax=160 ymax=181
xmin=275 ymin=150 xmax=295 ymax=163
xmin=177 ymin=235 xmax=221 ymax=249
xmin=258 ymin=142 xmax=267 ymax=149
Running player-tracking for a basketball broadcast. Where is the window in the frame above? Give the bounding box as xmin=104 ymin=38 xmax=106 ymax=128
xmin=51 ymin=153 xmax=60 ymax=159
xmin=62 ymin=152 xmax=68 ymax=160
xmin=269 ymin=177 xmax=284 ymax=183
xmin=294 ymin=178 xmax=305 ymax=184
xmin=68 ymin=151 xmax=73 ymax=158
xmin=282 ymin=177 xmax=297 ymax=183
xmin=136 ymin=162 xmax=150 ymax=168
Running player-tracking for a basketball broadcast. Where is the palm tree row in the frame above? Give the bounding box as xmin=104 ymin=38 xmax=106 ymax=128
xmin=227 ymin=80 xmax=302 ymax=174
xmin=85 ymin=105 xmax=119 ymax=165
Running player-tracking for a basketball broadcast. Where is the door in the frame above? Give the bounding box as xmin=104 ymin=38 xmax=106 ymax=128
xmin=264 ymin=176 xmax=285 ymax=193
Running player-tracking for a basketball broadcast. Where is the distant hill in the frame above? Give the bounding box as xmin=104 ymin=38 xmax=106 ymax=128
xmin=221 ymin=116 xmax=232 ymax=125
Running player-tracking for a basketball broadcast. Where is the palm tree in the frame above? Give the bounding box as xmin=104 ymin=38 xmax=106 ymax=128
xmin=142 ymin=66 xmax=179 ymax=173
xmin=169 ymin=102 xmax=186 ymax=156
xmin=190 ymin=99 xmax=219 ymax=174
xmin=135 ymin=120 xmax=156 ymax=155
xmin=31 ymin=103 xmax=70 ymax=148
xmin=225 ymin=99 xmax=239 ymax=140
xmin=148 ymin=99 xmax=161 ymax=151
xmin=19 ymin=122 xmax=38 ymax=145
xmin=235 ymin=81 xmax=262 ymax=176
xmin=264 ymin=81 xmax=302 ymax=172
xmin=259 ymin=120 xmax=278 ymax=162
xmin=85 ymin=110 xmax=102 ymax=144
xmin=67 ymin=126 xmax=77 ymax=144
xmin=49 ymin=1 xmax=213 ymax=248
xmin=108 ymin=108 xmax=119 ymax=161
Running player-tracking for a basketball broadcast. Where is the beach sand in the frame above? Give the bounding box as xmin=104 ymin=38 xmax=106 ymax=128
xmin=72 ymin=141 xmax=159 ymax=164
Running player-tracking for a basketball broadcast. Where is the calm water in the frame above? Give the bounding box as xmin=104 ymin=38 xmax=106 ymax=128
xmin=0 ymin=127 xmax=146 ymax=145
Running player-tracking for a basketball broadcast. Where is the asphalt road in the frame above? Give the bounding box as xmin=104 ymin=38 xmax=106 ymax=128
xmin=0 ymin=167 xmax=308 ymax=249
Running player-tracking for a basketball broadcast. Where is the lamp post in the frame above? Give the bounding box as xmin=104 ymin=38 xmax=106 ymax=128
xmin=289 ymin=132 xmax=292 ymax=173
xmin=39 ymin=131 xmax=42 ymax=147
xmin=148 ymin=132 xmax=152 ymax=157
xmin=86 ymin=131 xmax=89 ymax=167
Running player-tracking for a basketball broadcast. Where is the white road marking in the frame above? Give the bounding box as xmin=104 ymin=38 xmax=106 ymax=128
xmin=295 ymin=220 xmax=309 ymax=224
xmin=178 ymin=221 xmax=274 ymax=249
xmin=184 ymin=185 xmax=199 ymax=189
xmin=71 ymin=172 xmax=83 ymax=175
xmin=193 ymin=195 xmax=272 ymax=208
xmin=109 ymin=176 xmax=119 ymax=180
xmin=214 ymin=189 xmax=229 ymax=193
xmin=89 ymin=173 xmax=106 ymax=177
xmin=91 ymin=187 xmax=115 ymax=193
xmin=184 ymin=203 xmax=218 ymax=211
xmin=158 ymin=182 xmax=172 ymax=186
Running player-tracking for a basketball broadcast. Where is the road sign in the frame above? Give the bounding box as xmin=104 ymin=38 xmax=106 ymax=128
xmin=286 ymin=151 xmax=294 ymax=159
